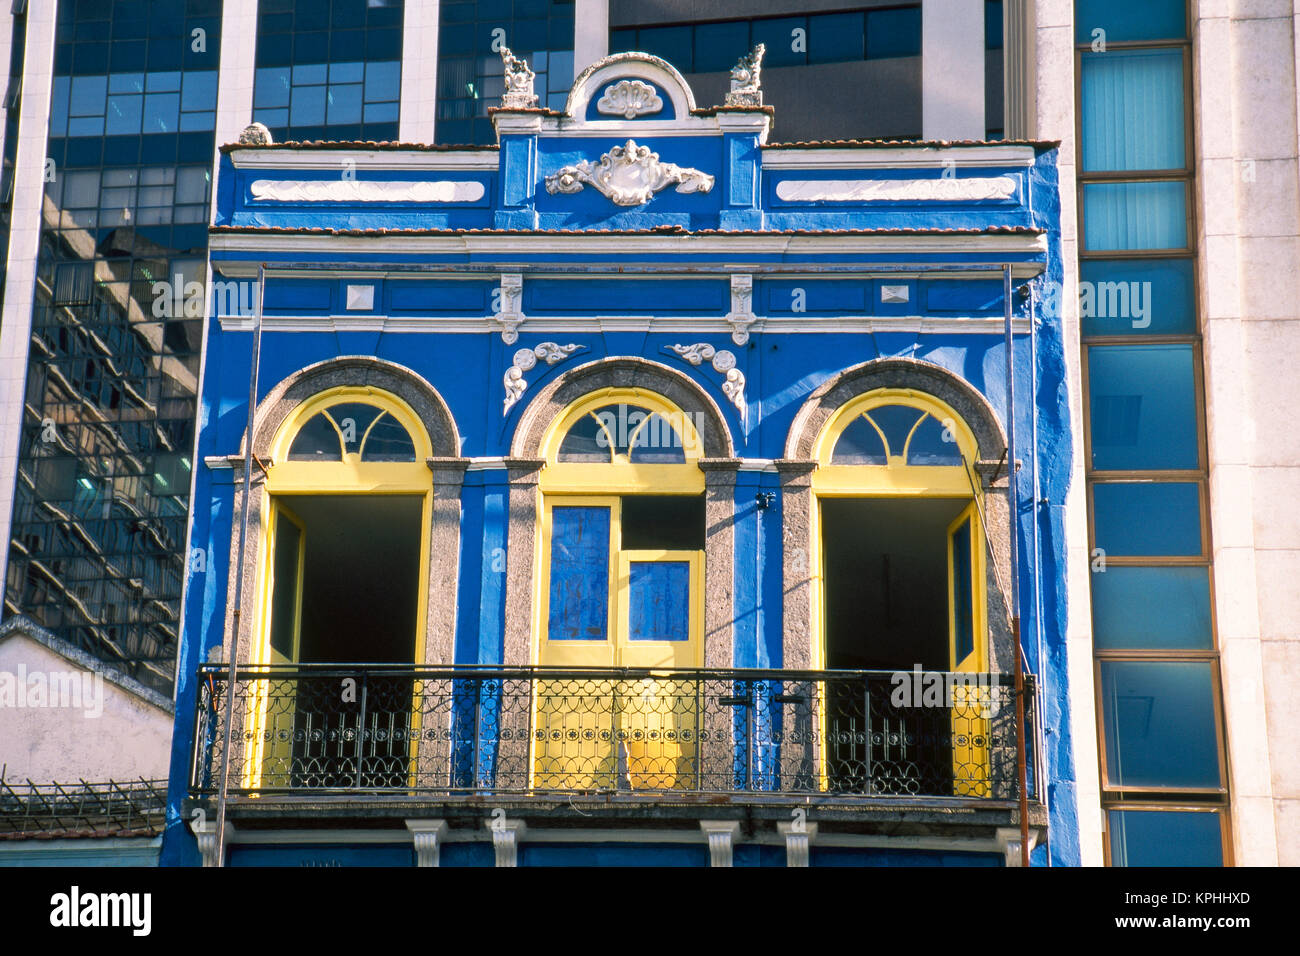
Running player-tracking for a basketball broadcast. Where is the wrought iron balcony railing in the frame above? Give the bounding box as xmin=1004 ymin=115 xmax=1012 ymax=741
xmin=191 ymin=665 xmax=1037 ymax=802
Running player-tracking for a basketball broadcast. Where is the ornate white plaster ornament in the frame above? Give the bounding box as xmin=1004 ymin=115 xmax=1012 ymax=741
xmin=495 ymin=273 xmax=525 ymax=344
xmin=238 ymin=122 xmax=273 ymax=145
xmin=667 ymin=343 xmax=747 ymax=423
xmin=499 ymin=47 xmax=538 ymax=109
xmin=596 ymin=79 xmax=664 ymax=119
xmin=249 ymin=180 xmax=486 ymax=203
xmin=725 ymin=45 xmax=765 ymax=107
xmin=503 ymin=342 xmax=584 ymax=414
xmin=545 ymin=140 xmax=714 ymax=206
xmin=774 ymin=177 xmax=1018 ymax=203
xmin=727 ymin=274 xmax=756 ymax=345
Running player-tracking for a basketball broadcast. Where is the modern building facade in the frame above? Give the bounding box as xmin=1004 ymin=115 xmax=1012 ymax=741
xmin=0 ymin=0 xmax=1293 ymax=867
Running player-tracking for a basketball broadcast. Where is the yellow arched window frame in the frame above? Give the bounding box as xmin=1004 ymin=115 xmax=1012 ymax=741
xmin=246 ymin=386 xmax=433 ymax=789
xmin=532 ymin=388 xmax=706 ymax=791
xmin=810 ymin=388 xmax=992 ymax=796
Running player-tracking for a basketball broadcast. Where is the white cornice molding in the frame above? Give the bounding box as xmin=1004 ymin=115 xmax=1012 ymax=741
xmin=763 ymin=145 xmax=1037 ymax=170
xmin=216 ymin=313 xmax=1034 ymax=335
xmin=209 ymin=231 xmax=1048 ymax=258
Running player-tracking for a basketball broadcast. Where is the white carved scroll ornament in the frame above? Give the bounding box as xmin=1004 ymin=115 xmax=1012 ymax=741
xmin=596 ymin=79 xmax=664 ymax=119
xmin=727 ymin=274 xmax=756 ymax=345
xmin=667 ymin=343 xmax=747 ymax=424
xmin=545 ymin=140 xmax=714 ymax=206
xmin=495 ymin=274 xmax=524 ymax=344
xmin=503 ymin=343 xmax=584 ymax=414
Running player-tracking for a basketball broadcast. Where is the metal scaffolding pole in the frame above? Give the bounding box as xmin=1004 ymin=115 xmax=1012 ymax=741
xmin=212 ymin=263 xmax=266 ymax=867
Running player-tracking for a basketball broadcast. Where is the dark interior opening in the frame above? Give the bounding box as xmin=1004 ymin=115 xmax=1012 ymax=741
xmin=621 ymin=494 xmax=705 ymax=550
xmin=820 ymin=496 xmax=972 ymax=796
xmin=269 ymin=493 xmax=424 ymax=789
xmin=822 ymin=497 xmax=969 ymax=671
xmin=278 ymin=494 xmax=422 ymax=664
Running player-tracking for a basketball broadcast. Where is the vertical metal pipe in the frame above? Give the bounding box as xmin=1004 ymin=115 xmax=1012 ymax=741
xmin=213 ymin=263 xmax=266 ymax=867
xmin=1005 ymin=264 xmax=1030 ymax=867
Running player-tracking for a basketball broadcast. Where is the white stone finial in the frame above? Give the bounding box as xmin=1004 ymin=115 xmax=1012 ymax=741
xmin=726 ymin=45 xmax=765 ymax=107
xmin=238 ymin=122 xmax=273 ymax=145
xmin=500 ymin=47 xmax=538 ymax=109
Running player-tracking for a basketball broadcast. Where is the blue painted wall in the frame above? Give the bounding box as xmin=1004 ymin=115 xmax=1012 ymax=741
xmin=162 ymin=57 xmax=1077 ymax=867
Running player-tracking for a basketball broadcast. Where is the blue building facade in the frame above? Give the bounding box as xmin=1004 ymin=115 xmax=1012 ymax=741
xmin=165 ymin=51 xmax=1075 ymax=867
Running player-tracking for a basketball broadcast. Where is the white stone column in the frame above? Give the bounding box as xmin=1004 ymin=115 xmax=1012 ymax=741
xmin=213 ymin=0 xmax=258 ymax=150
xmin=0 ymin=0 xmax=58 ymax=594
xmin=574 ymin=0 xmax=609 ymax=79
xmin=776 ymin=821 xmax=817 ymax=867
xmin=922 ymin=0 xmax=987 ymax=140
xmin=400 ymin=0 xmax=440 ymax=142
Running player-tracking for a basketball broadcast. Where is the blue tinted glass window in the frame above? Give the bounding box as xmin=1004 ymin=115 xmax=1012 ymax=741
xmin=254 ymin=68 xmax=291 ymax=108
xmin=1092 ymin=566 xmax=1213 ymax=650
xmin=751 ymin=17 xmax=805 ymax=68
xmin=1108 ymin=810 xmax=1223 ymax=866
xmin=365 ymin=61 xmax=400 ymax=102
xmin=985 ymin=1 xmax=1003 ymax=50
xmin=548 ymin=506 xmax=611 ymax=641
xmin=106 ymin=95 xmax=143 ymax=135
xmin=639 ymin=25 xmax=692 ymax=71
xmin=181 ymin=71 xmax=218 ymax=112
xmin=831 ymin=416 xmax=887 ymax=464
xmin=1088 ymin=345 xmax=1199 ymax=470
xmin=1093 ymin=482 xmax=1202 ymax=557
xmin=1084 ymin=181 xmax=1187 ymax=250
xmin=143 ymin=92 xmax=180 ymax=132
xmin=1081 ymin=49 xmax=1185 ymax=172
xmin=290 ymin=84 xmax=326 ymax=126
xmin=610 ymin=27 xmax=636 ymax=53
xmin=1075 ymin=0 xmax=1186 ymax=44
xmin=1080 ymin=258 xmax=1196 ymax=335
xmin=1100 ymin=661 xmax=1221 ymax=789
xmin=809 ymin=12 xmax=864 ymax=64
xmin=327 ymin=83 xmax=364 ymax=125
xmin=558 ymin=413 xmax=608 ymax=462
xmin=628 ymin=561 xmax=690 ymax=641
xmin=907 ymin=415 xmax=964 ymax=465
xmin=866 ymin=6 xmax=921 ymax=59
xmin=694 ymin=21 xmax=749 ymax=74
xmin=951 ymin=518 xmax=974 ymax=661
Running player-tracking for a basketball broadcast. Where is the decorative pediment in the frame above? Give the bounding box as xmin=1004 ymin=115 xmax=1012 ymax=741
xmin=596 ymin=79 xmax=664 ymax=119
xmin=545 ymin=140 xmax=714 ymax=206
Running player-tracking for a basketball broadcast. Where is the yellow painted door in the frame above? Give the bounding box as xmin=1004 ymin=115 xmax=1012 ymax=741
xmin=535 ymin=499 xmax=702 ymax=790
xmin=616 ymin=549 xmax=703 ymax=789
xmin=250 ymin=499 xmax=304 ymax=789
xmin=947 ymin=503 xmax=991 ymax=796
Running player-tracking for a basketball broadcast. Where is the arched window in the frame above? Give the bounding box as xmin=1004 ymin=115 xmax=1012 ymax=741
xmin=813 ymin=388 xmax=990 ymax=797
xmin=535 ymin=389 xmax=706 ymax=791
xmin=250 ymin=387 xmax=433 ymax=789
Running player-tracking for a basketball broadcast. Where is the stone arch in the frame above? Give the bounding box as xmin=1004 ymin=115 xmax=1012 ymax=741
xmin=785 ymin=357 xmax=1007 ymax=464
xmin=244 ymin=355 xmax=461 ymax=462
xmin=224 ymin=356 xmax=466 ymax=671
xmin=565 ymin=52 xmax=698 ymax=123
xmin=501 ymin=356 xmax=739 ymax=669
xmin=510 ymin=356 xmax=736 ymax=460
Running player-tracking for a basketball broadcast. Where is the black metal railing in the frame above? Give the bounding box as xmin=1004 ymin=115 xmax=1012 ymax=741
xmin=191 ymin=665 xmax=1037 ymax=801
xmin=0 ymin=776 xmax=167 ymax=837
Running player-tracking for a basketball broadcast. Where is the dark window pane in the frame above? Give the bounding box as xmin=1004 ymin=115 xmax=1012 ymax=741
xmin=832 ymin=415 xmax=887 ymax=465
xmin=621 ymin=496 xmax=705 ymax=551
xmin=693 ymin=21 xmax=749 ymax=74
xmin=866 ymin=6 xmax=921 ymax=59
xmin=548 ymin=506 xmax=611 ymax=641
xmin=866 ymin=404 xmax=924 ymax=458
xmin=1088 ymin=344 xmax=1198 ymax=470
xmin=907 ymin=414 xmax=964 ymax=466
xmin=557 ymin=412 xmax=609 ymax=462
xmin=360 ymin=412 xmax=417 ymax=462
xmin=1093 ymin=482 xmax=1201 ymax=557
xmin=1100 ymin=661 xmax=1220 ymax=789
xmin=1107 ymin=810 xmax=1223 ymax=866
xmin=985 ymin=0 xmax=1003 ymax=50
xmin=808 ymin=12 xmax=863 ymax=64
xmin=951 ymin=517 xmax=974 ymax=661
xmin=1092 ymin=566 xmax=1213 ymax=650
xmin=288 ymin=412 xmax=343 ymax=460
xmin=628 ymin=413 xmax=688 ymax=464
xmin=750 ymin=17 xmax=805 ymax=68
xmin=638 ymin=25 xmax=692 ymax=72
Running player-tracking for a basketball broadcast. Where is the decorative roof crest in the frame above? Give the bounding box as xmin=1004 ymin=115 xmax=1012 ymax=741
xmin=596 ymin=79 xmax=665 ymax=119
xmin=499 ymin=47 xmax=538 ymax=109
